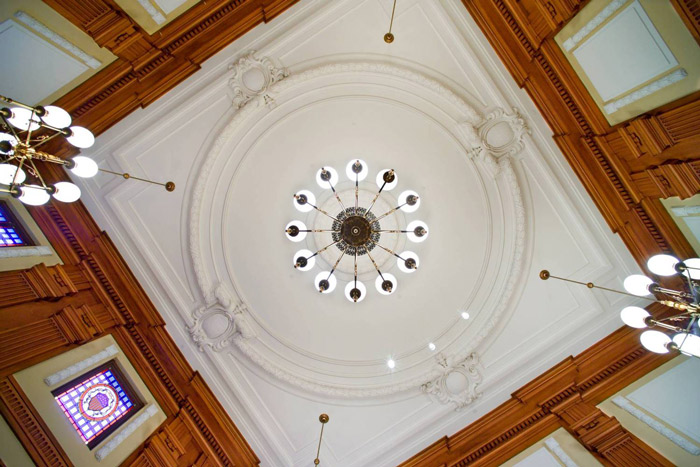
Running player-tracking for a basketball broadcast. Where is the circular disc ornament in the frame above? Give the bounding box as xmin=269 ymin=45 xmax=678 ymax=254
xmin=78 ymin=384 xmax=119 ymax=421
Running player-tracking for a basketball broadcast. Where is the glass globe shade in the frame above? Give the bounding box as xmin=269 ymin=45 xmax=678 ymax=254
xmin=375 ymin=273 xmax=397 ymax=295
xmin=40 ymin=106 xmax=72 ymax=128
xmin=69 ymin=156 xmax=99 ymax=178
xmin=285 ymin=220 xmax=308 ymax=242
xmin=640 ymin=330 xmax=671 ymax=354
xmin=17 ymin=186 xmax=50 ymax=206
xmin=646 ymin=254 xmax=680 ymax=276
xmin=316 ymin=167 xmax=339 ymax=188
xmin=406 ymin=220 xmax=429 ymax=243
xmin=623 ymin=274 xmax=653 ymax=296
xmin=0 ymin=133 xmax=18 ymax=154
xmin=619 ymin=306 xmax=649 ymax=328
xmin=66 ymin=126 xmax=95 ymax=148
xmin=461 ymin=311 xmax=470 ymax=320
xmin=51 ymin=182 xmax=81 ymax=202
xmin=398 ymin=190 xmax=420 ymax=213
xmin=386 ymin=359 xmax=396 ymax=369
xmin=375 ymin=169 xmax=398 ymax=191
xmin=293 ymin=190 xmax=316 ymax=213
xmin=672 ymin=332 xmax=700 ymax=358
xmin=314 ymin=271 xmax=337 ymax=294
xmin=344 ymin=280 xmax=367 ymax=303
xmin=0 ymin=164 xmax=26 ymax=185
xmin=681 ymin=258 xmax=700 ymax=280
xmin=345 ymin=159 xmax=368 ymax=181
xmin=293 ymin=249 xmax=315 ymax=271
xmin=7 ymin=107 xmax=39 ymax=131
xmin=397 ymin=251 xmax=419 ymax=273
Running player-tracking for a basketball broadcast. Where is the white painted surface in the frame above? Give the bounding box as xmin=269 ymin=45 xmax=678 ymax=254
xmin=572 ymin=0 xmax=678 ymax=101
xmin=152 ymin=0 xmax=187 ymax=15
xmin=60 ymin=0 xmax=641 ymax=464
xmin=512 ymin=447 xmax=563 ymax=467
xmin=0 ymin=19 xmax=87 ymax=104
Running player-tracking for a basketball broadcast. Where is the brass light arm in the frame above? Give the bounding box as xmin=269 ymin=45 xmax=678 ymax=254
xmin=313 ymin=414 xmax=329 ymax=465
xmin=98 ymin=168 xmax=176 ymax=192
xmin=539 ymin=270 xmax=655 ymax=302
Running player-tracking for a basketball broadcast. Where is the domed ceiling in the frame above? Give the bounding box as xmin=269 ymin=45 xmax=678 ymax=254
xmin=75 ymin=0 xmax=642 ymax=465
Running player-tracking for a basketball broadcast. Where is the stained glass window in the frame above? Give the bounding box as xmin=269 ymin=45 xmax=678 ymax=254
xmin=52 ymin=361 xmax=144 ymax=449
xmin=0 ymin=201 xmax=32 ymax=247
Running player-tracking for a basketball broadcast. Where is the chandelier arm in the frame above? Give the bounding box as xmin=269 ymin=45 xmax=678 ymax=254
xmin=646 ymin=319 xmax=687 ymax=333
xmin=682 ymin=267 xmax=700 ymax=302
xmin=540 ymin=272 xmax=655 ymax=302
xmin=0 ymin=95 xmax=32 ymax=109
xmin=306 ymin=240 xmax=341 ymax=260
xmin=374 ymin=203 xmax=406 ymax=223
xmin=373 ymin=229 xmax=409 ymax=233
xmin=367 ymin=238 xmax=406 ymax=261
xmin=9 ymin=155 xmax=28 ymax=188
xmin=327 ymin=181 xmax=347 ymax=212
xmin=29 ymin=130 xmax=66 ymax=149
xmin=388 ymin=0 xmax=397 ymax=35
xmin=97 ymin=168 xmax=176 ymax=191
xmin=328 ymin=250 xmax=346 ymax=279
xmin=23 ymin=109 xmax=39 ymax=147
xmin=364 ymin=181 xmax=386 ymax=219
xmin=0 ymin=114 xmax=21 ymax=142
xmin=27 ymin=158 xmax=49 ymax=189
xmin=354 ymin=251 xmax=358 ymax=287
xmin=354 ymin=172 xmax=359 ymax=214
xmin=366 ymin=249 xmax=384 ymax=281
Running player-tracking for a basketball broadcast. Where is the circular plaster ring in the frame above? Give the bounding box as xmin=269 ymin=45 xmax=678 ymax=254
xmin=188 ymin=62 xmax=528 ymax=397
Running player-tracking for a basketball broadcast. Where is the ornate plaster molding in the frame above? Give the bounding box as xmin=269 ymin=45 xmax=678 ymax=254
xmin=421 ymin=353 xmax=482 ymax=410
xmin=94 ymin=405 xmax=158 ymax=461
xmin=44 ymin=345 xmax=118 ymax=386
xmin=137 ymin=0 xmax=166 ymax=25
xmin=544 ymin=438 xmax=579 ymax=467
xmin=228 ymin=51 xmax=289 ymax=109
xmin=478 ymin=107 xmax=530 ymax=158
xmin=188 ymin=284 xmax=254 ymax=352
xmin=188 ymin=62 xmax=528 ymax=397
xmin=0 ymin=245 xmax=53 ymax=259
xmin=604 ymin=69 xmax=687 ymax=114
xmin=562 ymin=0 xmax=627 ymax=52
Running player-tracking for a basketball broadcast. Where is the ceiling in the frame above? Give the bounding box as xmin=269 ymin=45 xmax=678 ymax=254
xmin=66 ymin=0 xmax=646 ymax=465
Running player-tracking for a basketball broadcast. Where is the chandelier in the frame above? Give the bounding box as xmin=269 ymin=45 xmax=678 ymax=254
xmin=285 ymin=159 xmax=428 ymax=303
xmin=0 ymin=95 xmax=174 ymax=206
xmin=540 ymin=254 xmax=700 ymax=358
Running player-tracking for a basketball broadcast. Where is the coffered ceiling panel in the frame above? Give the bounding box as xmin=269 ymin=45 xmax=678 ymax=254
xmin=113 ymin=0 xmax=199 ymax=34
xmin=70 ymin=0 xmax=645 ymax=465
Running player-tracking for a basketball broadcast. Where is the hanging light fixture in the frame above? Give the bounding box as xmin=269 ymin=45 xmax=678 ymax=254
xmin=0 ymin=95 xmax=174 ymax=206
xmin=285 ymin=160 xmax=428 ymax=302
xmin=384 ymin=0 xmax=397 ymax=43
xmin=313 ymin=413 xmax=329 ymax=465
xmin=540 ymin=254 xmax=700 ymax=358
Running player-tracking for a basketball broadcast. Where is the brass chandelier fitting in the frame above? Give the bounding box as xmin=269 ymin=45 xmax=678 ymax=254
xmin=0 ymin=95 xmax=174 ymax=206
xmin=541 ymin=254 xmax=700 ymax=357
xmin=384 ymin=0 xmax=397 ymax=43
xmin=314 ymin=413 xmax=329 ymax=465
xmin=285 ymin=159 xmax=428 ymax=303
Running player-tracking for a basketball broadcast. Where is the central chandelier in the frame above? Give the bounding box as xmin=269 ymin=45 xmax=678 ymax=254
xmin=1 ymin=95 xmax=174 ymax=206
xmin=285 ymin=159 xmax=428 ymax=302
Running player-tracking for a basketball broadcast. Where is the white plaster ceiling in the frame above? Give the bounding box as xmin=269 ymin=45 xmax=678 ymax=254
xmin=69 ymin=0 xmax=646 ymax=465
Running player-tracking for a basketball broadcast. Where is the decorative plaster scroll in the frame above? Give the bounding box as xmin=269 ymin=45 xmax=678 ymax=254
xmin=421 ymin=353 xmax=482 ymax=410
xmin=228 ymin=51 xmax=289 ymax=109
xmin=13 ymin=12 xmax=101 ymax=69
xmin=562 ymin=0 xmax=627 ymax=52
xmin=478 ymin=107 xmax=530 ymax=158
xmin=188 ymin=284 xmax=254 ymax=352
xmin=604 ymin=69 xmax=688 ymax=114
xmin=0 ymin=245 xmax=53 ymax=259
xmin=137 ymin=0 xmax=166 ymax=24
xmin=44 ymin=345 xmax=118 ymax=386
xmin=188 ymin=62 xmax=527 ymax=397
xmin=612 ymin=396 xmax=700 ymax=455
xmin=544 ymin=438 xmax=579 ymax=467
xmin=94 ymin=404 xmax=158 ymax=461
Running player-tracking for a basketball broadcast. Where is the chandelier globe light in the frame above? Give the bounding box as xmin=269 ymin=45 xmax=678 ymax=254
xmin=541 ymin=253 xmax=700 ymax=358
xmin=286 ymin=160 xmax=428 ymax=303
xmin=1 ymin=95 xmax=175 ymax=206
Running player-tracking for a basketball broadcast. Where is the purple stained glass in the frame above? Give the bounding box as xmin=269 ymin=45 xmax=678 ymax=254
xmin=53 ymin=368 xmax=136 ymax=445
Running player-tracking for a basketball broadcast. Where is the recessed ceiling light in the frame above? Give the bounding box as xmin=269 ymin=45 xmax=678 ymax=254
xmin=387 ymin=359 xmax=396 ymax=369
xmin=461 ymin=311 xmax=470 ymax=320
xmin=428 ymin=342 xmax=436 ymax=351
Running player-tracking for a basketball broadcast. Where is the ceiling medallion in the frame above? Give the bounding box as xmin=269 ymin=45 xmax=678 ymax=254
xmin=285 ymin=159 xmax=428 ymax=303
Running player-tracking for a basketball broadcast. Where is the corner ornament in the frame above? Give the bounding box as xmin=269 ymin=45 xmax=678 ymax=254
xmin=228 ymin=51 xmax=289 ymax=109
xmin=421 ymin=353 xmax=482 ymax=411
xmin=188 ymin=285 xmax=254 ymax=352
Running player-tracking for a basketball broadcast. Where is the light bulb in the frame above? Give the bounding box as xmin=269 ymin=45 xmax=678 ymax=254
xmin=672 ymin=333 xmax=700 ymax=357
xmin=51 ymin=182 xmax=81 ymax=202
xmin=293 ymin=190 xmax=316 ymax=213
xmin=344 ymin=281 xmax=366 ymax=302
xmin=386 ymin=358 xmax=396 ymax=369
xmin=316 ymin=167 xmax=339 ymax=188
xmin=17 ymin=186 xmax=50 ymax=206
xmin=39 ymin=105 xmax=71 ymax=128
xmin=293 ymin=249 xmax=315 ymax=271
xmin=619 ymin=306 xmax=649 ymax=328
xmin=314 ymin=271 xmax=337 ymax=293
xmin=681 ymin=258 xmax=700 ymax=281
xmin=376 ymin=169 xmax=398 ymax=191
xmin=647 ymin=254 xmax=680 ymax=276
xmin=461 ymin=311 xmax=470 ymax=320
xmin=69 ymin=156 xmax=99 ymax=178
xmin=66 ymin=126 xmax=95 ymax=148
xmin=7 ymin=107 xmax=39 ymax=131
xmin=398 ymin=190 xmax=420 ymax=213
xmin=375 ymin=273 xmax=397 ymax=295
xmin=623 ymin=274 xmax=653 ymax=296
xmin=0 ymin=164 xmax=26 ymax=185
xmin=397 ymin=251 xmax=419 ymax=273
xmin=285 ymin=221 xmax=308 ymax=242
xmin=345 ymin=159 xmax=368 ymax=181
xmin=428 ymin=342 xmax=436 ymax=351
xmin=640 ymin=330 xmax=671 ymax=354
xmin=0 ymin=133 xmax=17 ymax=154
xmin=406 ymin=220 xmax=429 ymax=243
